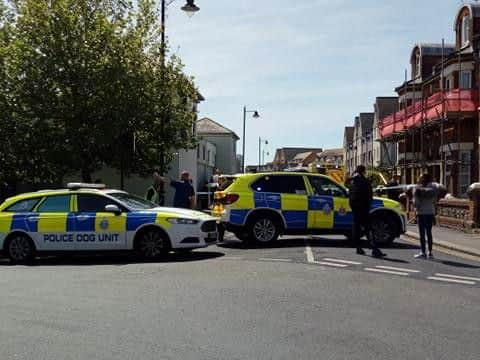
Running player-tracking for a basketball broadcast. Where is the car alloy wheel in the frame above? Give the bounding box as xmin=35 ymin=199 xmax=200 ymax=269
xmin=139 ymin=230 xmax=167 ymax=258
xmin=253 ymin=219 xmax=276 ymax=243
xmin=371 ymin=218 xmax=394 ymax=245
xmin=8 ymin=235 xmax=34 ymax=263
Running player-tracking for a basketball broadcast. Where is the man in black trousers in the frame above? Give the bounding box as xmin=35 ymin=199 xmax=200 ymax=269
xmin=349 ymin=165 xmax=385 ymax=258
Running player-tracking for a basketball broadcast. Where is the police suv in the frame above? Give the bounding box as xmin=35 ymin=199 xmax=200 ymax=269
xmin=213 ymin=172 xmax=406 ymax=245
xmin=0 ymin=183 xmax=218 ymax=263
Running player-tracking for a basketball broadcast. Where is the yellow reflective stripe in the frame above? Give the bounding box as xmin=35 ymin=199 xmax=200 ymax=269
xmin=71 ymin=195 xmax=78 ymax=212
xmin=0 ymin=214 xmax=13 ymax=233
xmin=231 ymin=194 xmax=254 ymax=210
xmin=95 ymin=213 xmax=127 ymax=232
xmin=333 ymin=197 xmax=351 ymax=212
xmin=307 ymin=211 xmax=316 ymax=228
xmin=155 ymin=213 xmax=172 ymax=229
xmin=37 ymin=213 xmax=68 ymax=232
xmin=280 ymin=194 xmax=308 ymax=211
xmin=309 ymin=210 xmax=334 ymax=228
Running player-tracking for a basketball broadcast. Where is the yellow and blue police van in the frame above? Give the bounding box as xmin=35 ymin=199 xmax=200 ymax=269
xmin=0 ymin=183 xmax=218 ymax=263
xmin=213 ymin=172 xmax=406 ymax=245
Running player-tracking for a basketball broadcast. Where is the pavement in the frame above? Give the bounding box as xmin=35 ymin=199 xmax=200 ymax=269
xmin=404 ymin=224 xmax=480 ymax=259
xmin=0 ymin=234 xmax=479 ymax=360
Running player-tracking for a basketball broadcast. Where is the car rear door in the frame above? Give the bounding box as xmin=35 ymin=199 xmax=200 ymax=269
xmin=73 ymin=194 xmax=127 ymax=250
xmin=252 ymin=175 xmax=309 ymax=229
xmin=33 ymin=194 xmax=75 ymax=251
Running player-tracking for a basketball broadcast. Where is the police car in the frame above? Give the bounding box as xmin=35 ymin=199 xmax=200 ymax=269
xmin=213 ymin=172 xmax=406 ymax=245
xmin=0 ymin=183 xmax=218 ymax=263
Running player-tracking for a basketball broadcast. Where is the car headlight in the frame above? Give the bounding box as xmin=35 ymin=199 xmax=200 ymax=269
xmin=166 ymin=218 xmax=199 ymax=225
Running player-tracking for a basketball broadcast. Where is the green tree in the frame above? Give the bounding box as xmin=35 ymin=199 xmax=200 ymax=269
xmin=0 ymin=0 xmax=198 ymax=185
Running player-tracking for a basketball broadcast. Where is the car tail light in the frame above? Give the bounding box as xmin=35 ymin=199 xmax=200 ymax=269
xmin=223 ymin=194 xmax=239 ymax=205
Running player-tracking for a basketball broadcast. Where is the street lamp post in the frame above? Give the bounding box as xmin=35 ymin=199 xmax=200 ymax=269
xmin=159 ymin=0 xmax=200 ymax=176
xmin=258 ymin=137 xmax=268 ymax=171
xmin=242 ymin=106 xmax=260 ymax=173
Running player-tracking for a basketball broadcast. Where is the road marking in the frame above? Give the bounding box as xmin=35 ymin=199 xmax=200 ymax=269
xmin=305 ymin=243 xmax=315 ymax=263
xmin=258 ymin=258 xmax=293 ymax=262
xmin=427 ymin=276 xmax=476 ymax=285
xmin=322 ymin=258 xmax=362 ymax=265
xmin=375 ymin=265 xmax=420 ymax=273
xmin=434 ymin=273 xmax=480 ymax=282
xmin=313 ymin=261 xmax=348 ymax=268
xmin=220 ymin=256 xmax=244 ymax=260
xmin=365 ymin=268 xmax=409 ymax=276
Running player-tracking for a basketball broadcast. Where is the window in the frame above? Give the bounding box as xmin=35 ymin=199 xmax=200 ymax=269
xmin=251 ymin=175 xmax=306 ymax=194
xmin=459 ymin=151 xmax=471 ymax=196
xmin=415 ymin=53 xmax=421 ymax=78
xmin=5 ymin=198 xmax=41 ymax=212
xmin=461 ymin=16 xmax=471 ymax=45
xmin=309 ymin=176 xmax=346 ymax=197
xmin=460 ymin=70 xmax=471 ymax=89
xmin=36 ymin=195 xmax=71 ymax=212
xmin=77 ymin=195 xmax=118 ymax=212
xmin=445 ymin=77 xmax=452 ymax=90
xmin=202 ymin=145 xmax=206 ymax=160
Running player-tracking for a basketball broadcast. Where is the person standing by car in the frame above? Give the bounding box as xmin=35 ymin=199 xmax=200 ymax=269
xmin=145 ymin=171 xmax=165 ymax=206
xmin=386 ymin=174 xmax=402 ymax=202
xmin=413 ymin=173 xmax=442 ymax=259
xmin=349 ymin=165 xmax=385 ymax=258
xmin=169 ymin=171 xmax=196 ymax=209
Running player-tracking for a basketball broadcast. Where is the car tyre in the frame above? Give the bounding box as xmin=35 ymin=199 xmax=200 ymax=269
xmin=248 ymin=216 xmax=280 ymax=245
xmin=6 ymin=234 xmax=35 ymax=265
xmin=136 ymin=229 xmax=170 ymax=260
xmin=370 ymin=215 xmax=396 ymax=246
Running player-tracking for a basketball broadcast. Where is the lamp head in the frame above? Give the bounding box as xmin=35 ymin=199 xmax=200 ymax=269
xmin=181 ymin=0 xmax=200 ymax=17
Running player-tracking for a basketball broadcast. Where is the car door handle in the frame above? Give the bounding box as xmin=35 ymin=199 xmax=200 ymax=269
xmin=27 ymin=216 xmax=39 ymax=222
xmin=76 ymin=215 xmax=90 ymax=221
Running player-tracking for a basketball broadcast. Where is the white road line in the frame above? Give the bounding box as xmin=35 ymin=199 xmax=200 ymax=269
xmin=305 ymin=244 xmax=315 ymax=263
xmin=220 ymin=256 xmax=244 ymax=260
xmin=322 ymin=258 xmax=362 ymax=265
xmin=365 ymin=268 xmax=410 ymax=276
xmin=375 ymin=265 xmax=420 ymax=273
xmin=428 ymin=276 xmax=476 ymax=285
xmin=258 ymin=258 xmax=293 ymax=262
xmin=434 ymin=273 xmax=480 ymax=282
xmin=313 ymin=261 xmax=349 ymax=268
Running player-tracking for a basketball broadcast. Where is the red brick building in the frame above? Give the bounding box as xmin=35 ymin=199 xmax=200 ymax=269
xmin=379 ymin=3 xmax=480 ymax=197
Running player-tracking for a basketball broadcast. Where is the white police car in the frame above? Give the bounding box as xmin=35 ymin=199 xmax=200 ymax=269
xmin=0 ymin=183 xmax=218 ymax=263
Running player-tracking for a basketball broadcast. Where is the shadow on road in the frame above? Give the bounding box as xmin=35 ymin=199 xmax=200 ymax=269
xmin=0 ymin=251 xmax=225 ymax=267
xmin=219 ymin=236 xmax=418 ymax=251
xmin=438 ymin=259 xmax=480 ymax=269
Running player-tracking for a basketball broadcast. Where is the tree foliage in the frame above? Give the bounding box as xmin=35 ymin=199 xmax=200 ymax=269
xmin=0 ymin=0 xmax=198 ymax=184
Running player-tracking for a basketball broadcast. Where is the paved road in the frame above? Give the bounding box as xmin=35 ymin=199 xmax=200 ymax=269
xmin=0 ymin=235 xmax=479 ymax=360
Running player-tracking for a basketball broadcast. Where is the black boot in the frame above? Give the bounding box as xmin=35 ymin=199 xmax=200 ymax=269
xmin=372 ymin=248 xmax=386 ymax=258
xmin=356 ymin=248 xmax=366 ymax=255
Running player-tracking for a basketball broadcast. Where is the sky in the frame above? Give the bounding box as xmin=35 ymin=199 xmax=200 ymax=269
xmin=167 ymin=0 xmax=465 ymax=166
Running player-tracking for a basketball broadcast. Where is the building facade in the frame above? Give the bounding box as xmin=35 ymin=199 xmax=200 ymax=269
xmin=272 ymin=147 xmax=323 ymax=170
xmin=373 ymin=97 xmax=399 ymax=169
xmin=197 ymin=117 xmax=240 ymax=175
xmin=378 ymin=3 xmax=480 ymax=196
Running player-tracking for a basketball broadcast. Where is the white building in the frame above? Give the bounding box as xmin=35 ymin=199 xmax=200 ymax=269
xmin=197 ymin=117 xmax=240 ymax=175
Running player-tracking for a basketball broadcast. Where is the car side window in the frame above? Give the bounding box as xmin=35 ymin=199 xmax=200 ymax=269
xmin=36 ymin=195 xmax=71 ymax=212
xmin=5 ymin=198 xmax=41 ymax=212
xmin=251 ymin=175 xmax=306 ymax=195
xmin=309 ymin=177 xmax=346 ymax=197
xmin=77 ymin=194 xmax=119 ymax=212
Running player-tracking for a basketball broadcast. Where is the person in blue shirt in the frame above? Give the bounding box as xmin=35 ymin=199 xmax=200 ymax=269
xmin=168 ymin=171 xmax=196 ymax=209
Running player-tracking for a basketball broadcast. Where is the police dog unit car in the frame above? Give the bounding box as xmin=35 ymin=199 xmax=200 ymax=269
xmin=0 ymin=183 xmax=218 ymax=263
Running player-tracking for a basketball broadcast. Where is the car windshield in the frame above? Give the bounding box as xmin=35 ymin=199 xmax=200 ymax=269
xmin=108 ymin=192 xmax=157 ymax=210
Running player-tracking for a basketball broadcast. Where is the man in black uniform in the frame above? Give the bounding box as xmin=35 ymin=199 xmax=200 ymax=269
xmin=349 ymin=165 xmax=385 ymax=257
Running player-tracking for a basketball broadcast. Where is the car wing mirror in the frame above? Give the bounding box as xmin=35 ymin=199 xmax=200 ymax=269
xmin=105 ymin=204 xmax=122 ymax=215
